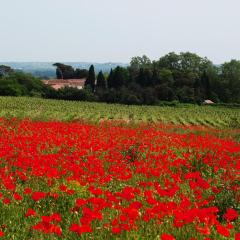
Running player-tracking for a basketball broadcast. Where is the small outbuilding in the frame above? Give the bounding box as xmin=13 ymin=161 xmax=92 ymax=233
xmin=203 ymin=99 xmax=215 ymax=105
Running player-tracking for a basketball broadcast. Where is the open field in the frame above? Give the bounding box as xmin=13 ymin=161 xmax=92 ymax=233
xmin=0 ymin=97 xmax=239 ymax=128
xmin=0 ymin=97 xmax=239 ymax=239
xmin=0 ymin=119 xmax=239 ymax=239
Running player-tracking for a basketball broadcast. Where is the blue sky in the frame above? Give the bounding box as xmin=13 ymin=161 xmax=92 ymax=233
xmin=1 ymin=0 xmax=239 ymax=63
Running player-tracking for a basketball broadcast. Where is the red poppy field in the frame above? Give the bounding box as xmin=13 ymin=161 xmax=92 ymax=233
xmin=0 ymin=118 xmax=239 ymax=239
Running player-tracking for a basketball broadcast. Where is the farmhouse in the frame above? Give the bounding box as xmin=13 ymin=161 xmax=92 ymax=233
xmin=42 ymin=79 xmax=86 ymax=90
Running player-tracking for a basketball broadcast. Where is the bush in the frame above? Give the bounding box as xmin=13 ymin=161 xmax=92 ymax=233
xmin=125 ymin=94 xmax=141 ymax=105
xmin=53 ymin=87 xmax=97 ymax=102
xmin=0 ymin=80 xmax=23 ymax=96
xmin=156 ymin=100 xmax=180 ymax=107
xmin=0 ymin=72 xmax=45 ymax=97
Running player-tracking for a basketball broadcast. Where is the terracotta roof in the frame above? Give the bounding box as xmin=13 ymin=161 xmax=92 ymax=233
xmin=43 ymin=79 xmax=86 ymax=84
xmin=42 ymin=79 xmax=86 ymax=90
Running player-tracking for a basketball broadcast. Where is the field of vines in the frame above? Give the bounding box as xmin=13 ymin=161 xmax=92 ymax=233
xmin=0 ymin=97 xmax=239 ymax=239
xmin=0 ymin=96 xmax=239 ymax=128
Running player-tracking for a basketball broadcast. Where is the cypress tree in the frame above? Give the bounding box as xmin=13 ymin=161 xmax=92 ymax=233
xmin=112 ymin=66 xmax=124 ymax=88
xmin=85 ymin=65 xmax=95 ymax=92
xmin=96 ymin=71 xmax=107 ymax=90
xmin=107 ymin=69 xmax=114 ymax=89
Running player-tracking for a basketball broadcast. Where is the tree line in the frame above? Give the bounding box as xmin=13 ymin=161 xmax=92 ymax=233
xmin=53 ymin=52 xmax=240 ymax=104
xmin=1 ymin=52 xmax=240 ymax=105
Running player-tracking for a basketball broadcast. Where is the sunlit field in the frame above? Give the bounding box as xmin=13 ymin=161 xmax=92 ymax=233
xmin=0 ymin=116 xmax=239 ymax=239
xmin=0 ymin=97 xmax=239 ymax=128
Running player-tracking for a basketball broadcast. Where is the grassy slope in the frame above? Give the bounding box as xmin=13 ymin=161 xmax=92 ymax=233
xmin=0 ymin=96 xmax=239 ymax=128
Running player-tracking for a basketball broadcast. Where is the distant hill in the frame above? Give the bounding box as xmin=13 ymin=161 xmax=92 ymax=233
xmin=0 ymin=62 xmax=129 ymax=79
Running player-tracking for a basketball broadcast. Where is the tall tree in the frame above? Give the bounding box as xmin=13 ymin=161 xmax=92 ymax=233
xmin=96 ymin=71 xmax=107 ymax=90
xmin=107 ymin=67 xmax=126 ymax=89
xmin=0 ymin=65 xmax=14 ymax=77
xmin=150 ymin=68 xmax=159 ymax=86
xmin=201 ymin=70 xmax=211 ymax=99
xmin=130 ymin=55 xmax=151 ymax=71
xmin=112 ymin=66 xmax=125 ymax=89
xmin=85 ymin=65 xmax=95 ymax=92
xmin=136 ymin=68 xmax=152 ymax=87
xmin=159 ymin=69 xmax=174 ymax=86
xmin=157 ymin=52 xmax=180 ymax=70
xmin=107 ymin=69 xmax=114 ymax=89
xmin=74 ymin=69 xmax=88 ymax=79
xmin=53 ymin=63 xmax=75 ymax=79
xmin=221 ymin=60 xmax=240 ymax=102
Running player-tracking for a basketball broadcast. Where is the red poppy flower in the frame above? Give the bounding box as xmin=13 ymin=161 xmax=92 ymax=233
xmin=224 ymin=208 xmax=238 ymax=222
xmin=216 ymin=224 xmax=230 ymax=237
xmin=23 ymin=188 xmax=32 ymax=195
xmin=31 ymin=192 xmax=46 ymax=201
xmin=235 ymin=233 xmax=240 ymax=240
xmin=3 ymin=198 xmax=11 ymax=205
xmin=112 ymin=227 xmax=121 ymax=234
xmin=161 ymin=233 xmax=176 ymax=240
xmin=13 ymin=193 xmax=23 ymax=201
xmin=25 ymin=208 xmax=37 ymax=217
xmin=69 ymin=224 xmax=92 ymax=235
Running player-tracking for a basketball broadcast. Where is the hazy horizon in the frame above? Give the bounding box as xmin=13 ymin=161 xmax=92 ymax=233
xmin=1 ymin=0 xmax=240 ymax=64
xmin=0 ymin=61 xmax=128 ymax=64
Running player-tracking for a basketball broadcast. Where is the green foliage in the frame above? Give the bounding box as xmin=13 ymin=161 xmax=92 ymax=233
xmin=177 ymin=86 xmax=195 ymax=103
xmin=46 ymin=87 xmax=96 ymax=102
xmin=130 ymin=55 xmax=152 ymax=70
xmin=103 ymin=52 xmax=240 ymax=104
xmin=2 ymin=52 xmax=240 ymax=105
xmin=212 ymin=178 xmax=240 ymax=221
xmin=156 ymin=84 xmax=176 ymax=101
xmin=136 ymin=68 xmax=152 ymax=87
xmin=0 ymin=79 xmax=23 ymax=96
xmin=221 ymin=60 xmax=240 ymax=103
xmin=96 ymin=71 xmax=107 ymax=91
xmin=108 ymin=66 xmax=126 ymax=89
xmin=74 ymin=68 xmax=88 ymax=79
xmin=53 ymin=63 xmax=75 ymax=79
xmin=85 ymin=65 xmax=95 ymax=92
xmin=0 ymin=97 xmax=239 ymax=130
xmin=53 ymin=63 xmax=88 ymax=80
xmin=0 ymin=72 xmax=45 ymax=97
xmin=0 ymin=65 xmax=14 ymax=77
xmin=229 ymin=117 xmax=240 ymax=129
xmin=122 ymin=143 xmax=141 ymax=163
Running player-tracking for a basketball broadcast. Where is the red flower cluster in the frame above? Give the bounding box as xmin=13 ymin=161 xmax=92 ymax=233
xmin=32 ymin=213 xmax=62 ymax=236
xmin=0 ymin=118 xmax=239 ymax=239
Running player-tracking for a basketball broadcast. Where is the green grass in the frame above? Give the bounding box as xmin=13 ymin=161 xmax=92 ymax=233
xmin=0 ymin=96 xmax=239 ymax=128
